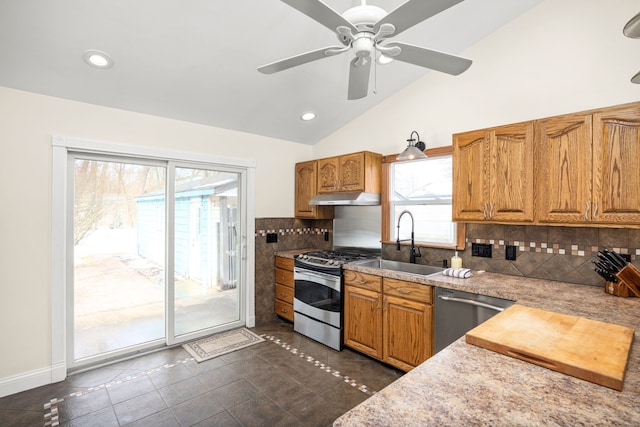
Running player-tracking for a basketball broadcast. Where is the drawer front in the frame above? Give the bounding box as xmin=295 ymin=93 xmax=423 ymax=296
xmin=384 ymin=278 xmax=432 ymax=303
xmin=275 ymin=283 xmax=294 ymax=304
xmin=275 ymin=299 xmax=294 ymax=322
xmin=275 ymin=267 xmax=294 ymax=287
xmin=343 ymin=269 xmax=382 ymax=293
xmin=275 ymin=256 xmax=294 ymax=271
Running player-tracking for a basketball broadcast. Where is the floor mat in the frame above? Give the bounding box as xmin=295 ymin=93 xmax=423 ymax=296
xmin=182 ymin=328 xmax=265 ymax=362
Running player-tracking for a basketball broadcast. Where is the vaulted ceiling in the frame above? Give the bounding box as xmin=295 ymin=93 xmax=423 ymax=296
xmin=0 ymin=0 xmax=541 ymax=144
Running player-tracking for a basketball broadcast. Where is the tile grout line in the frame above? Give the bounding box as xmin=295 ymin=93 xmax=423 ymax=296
xmin=42 ymin=357 xmax=195 ymax=426
xmin=42 ymin=333 xmax=376 ymax=425
xmin=260 ymin=334 xmax=376 ymax=397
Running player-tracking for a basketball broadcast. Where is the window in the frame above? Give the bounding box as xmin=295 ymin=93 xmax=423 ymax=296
xmin=383 ymin=147 xmax=464 ymax=249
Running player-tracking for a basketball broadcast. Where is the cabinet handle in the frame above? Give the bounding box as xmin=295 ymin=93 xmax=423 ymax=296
xmin=593 ymin=202 xmax=598 ymax=220
xmin=585 ymin=202 xmax=590 ymax=221
xmin=483 ymin=203 xmax=487 ymax=219
xmin=398 ymin=288 xmax=412 ymax=294
xmin=280 ymin=308 xmax=288 ymax=313
xmin=354 ymin=279 xmax=366 ymax=284
xmin=489 ymin=203 xmax=494 ymax=219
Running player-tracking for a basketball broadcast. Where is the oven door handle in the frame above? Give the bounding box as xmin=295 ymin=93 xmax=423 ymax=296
xmin=294 ymin=268 xmax=341 ymax=291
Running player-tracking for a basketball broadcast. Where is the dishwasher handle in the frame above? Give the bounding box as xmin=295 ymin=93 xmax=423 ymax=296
xmin=437 ymin=295 xmax=506 ymax=312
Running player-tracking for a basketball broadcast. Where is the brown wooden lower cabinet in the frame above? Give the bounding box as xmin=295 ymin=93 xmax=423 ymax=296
xmin=343 ymin=285 xmax=383 ymax=359
xmin=274 ymin=256 xmax=294 ymax=322
xmin=383 ymin=295 xmax=432 ymax=371
xmin=343 ymin=270 xmax=433 ymax=371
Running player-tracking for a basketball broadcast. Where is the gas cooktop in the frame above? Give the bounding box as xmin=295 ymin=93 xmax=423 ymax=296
xmin=295 ymin=249 xmax=380 ymax=273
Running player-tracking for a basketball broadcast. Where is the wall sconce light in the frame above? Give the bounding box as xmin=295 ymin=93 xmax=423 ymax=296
xmin=396 ymin=131 xmax=427 ymax=161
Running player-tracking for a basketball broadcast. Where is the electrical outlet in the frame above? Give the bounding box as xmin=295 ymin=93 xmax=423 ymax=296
xmin=506 ymin=245 xmax=517 ymax=261
xmin=472 ymin=243 xmax=492 ymax=258
xmin=266 ymin=233 xmax=277 ymax=243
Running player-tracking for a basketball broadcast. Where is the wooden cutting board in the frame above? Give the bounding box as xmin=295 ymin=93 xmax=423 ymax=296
xmin=465 ymin=304 xmax=635 ymax=391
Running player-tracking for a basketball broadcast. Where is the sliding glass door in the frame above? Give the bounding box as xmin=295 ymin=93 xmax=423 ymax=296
xmin=70 ymin=154 xmax=243 ymax=367
xmin=169 ymin=166 xmax=241 ymax=340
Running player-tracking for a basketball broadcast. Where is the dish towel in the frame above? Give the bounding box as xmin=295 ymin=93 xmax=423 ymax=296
xmin=442 ymin=268 xmax=473 ymax=278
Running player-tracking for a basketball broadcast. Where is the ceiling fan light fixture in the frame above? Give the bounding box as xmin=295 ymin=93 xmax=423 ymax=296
xmin=378 ymin=53 xmax=394 ymax=65
xmin=300 ymin=112 xmax=316 ymax=121
xmin=82 ymin=50 xmax=113 ymax=69
xmin=396 ymin=131 xmax=427 ymax=161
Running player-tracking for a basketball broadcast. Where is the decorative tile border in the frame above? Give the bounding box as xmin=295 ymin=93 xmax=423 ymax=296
xmin=256 ymin=227 xmax=329 ymax=237
xmin=43 ymin=333 xmax=374 ymax=425
xmin=43 ymin=358 xmax=195 ymax=426
xmin=467 ymin=238 xmax=637 ymax=260
xmin=261 ymin=334 xmax=375 ymax=396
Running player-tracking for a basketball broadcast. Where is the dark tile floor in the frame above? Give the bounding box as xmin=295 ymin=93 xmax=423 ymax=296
xmin=0 ymin=320 xmax=403 ymax=426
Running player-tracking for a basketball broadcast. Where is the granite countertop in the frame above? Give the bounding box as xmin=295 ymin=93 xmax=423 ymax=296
xmin=335 ymin=263 xmax=640 ymax=426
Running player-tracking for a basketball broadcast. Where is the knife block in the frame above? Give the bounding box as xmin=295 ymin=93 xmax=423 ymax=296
xmin=605 ymin=281 xmax=634 ymax=297
xmin=605 ymin=263 xmax=640 ymax=297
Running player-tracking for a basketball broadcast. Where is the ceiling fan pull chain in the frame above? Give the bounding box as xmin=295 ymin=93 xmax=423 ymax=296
xmin=373 ymin=48 xmax=378 ymax=95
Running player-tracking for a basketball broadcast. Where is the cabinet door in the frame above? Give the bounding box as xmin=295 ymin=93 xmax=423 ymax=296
xmin=488 ymin=122 xmax=535 ymax=222
xmin=295 ymin=161 xmax=333 ymax=219
xmin=317 ymin=157 xmax=340 ymax=193
xmin=592 ymin=105 xmax=640 ymax=225
xmin=453 ymin=130 xmax=488 ymax=221
xmin=536 ymin=114 xmax=592 ymax=223
xmin=343 ymin=285 xmax=383 ymax=359
xmin=338 ymin=152 xmax=366 ymax=192
xmin=383 ymin=295 xmax=432 ymax=371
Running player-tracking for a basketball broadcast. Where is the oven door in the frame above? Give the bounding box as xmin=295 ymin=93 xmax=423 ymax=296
xmin=293 ymin=267 xmax=341 ymax=328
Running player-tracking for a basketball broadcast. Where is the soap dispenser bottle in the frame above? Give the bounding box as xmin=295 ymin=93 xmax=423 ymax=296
xmin=451 ymin=251 xmax=462 ymax=268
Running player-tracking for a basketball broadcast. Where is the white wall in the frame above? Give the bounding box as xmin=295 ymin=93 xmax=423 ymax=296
xmin=313 ymin=0 xmax=640 ymax=158
xmin=0 ymin=86 xmax=312 ymax=391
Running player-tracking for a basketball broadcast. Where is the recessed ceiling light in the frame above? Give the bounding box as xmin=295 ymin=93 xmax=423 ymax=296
xmin=82 ymin=50 xmax=114 ymax=69
xmin=301 ymin=112 xmax=316 ymax=121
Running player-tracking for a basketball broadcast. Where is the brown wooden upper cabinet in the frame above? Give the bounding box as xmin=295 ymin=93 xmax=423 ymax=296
xmin=537 ymin=104 xmax=640 ymax=225
xmin=453 ymin=122 xmax=534 ymax=223
xmin=294 ymin=160 xmax=333 ymax=219
xmin=317 ymin=151 xmax=382 ymax=194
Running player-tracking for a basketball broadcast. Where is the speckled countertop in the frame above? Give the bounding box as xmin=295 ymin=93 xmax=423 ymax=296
xmin=335 ymin=263 xmax=640 ymax=426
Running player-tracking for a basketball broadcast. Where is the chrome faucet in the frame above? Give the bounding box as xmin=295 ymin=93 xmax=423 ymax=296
xmin=396 ymin=210 xmax=421 ymax=264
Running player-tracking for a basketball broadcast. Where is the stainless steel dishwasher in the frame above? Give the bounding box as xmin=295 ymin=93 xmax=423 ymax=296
xmin=434 ymin=287 xmax=514 ymax=354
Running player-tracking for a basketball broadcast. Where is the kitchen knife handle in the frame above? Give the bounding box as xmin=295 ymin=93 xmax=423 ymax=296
xmin=585 ymin=202 xmax=589 ymax=221
xmin=593 ymin=202 xmax=598 ymax=220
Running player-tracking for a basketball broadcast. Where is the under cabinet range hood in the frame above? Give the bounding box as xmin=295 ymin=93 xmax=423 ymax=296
xmin=309 ymin=191 xmax=380 ymax=206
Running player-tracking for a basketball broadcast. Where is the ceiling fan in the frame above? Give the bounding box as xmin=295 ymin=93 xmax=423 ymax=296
xmin=258 ymin=0 xmax=473 ymax=100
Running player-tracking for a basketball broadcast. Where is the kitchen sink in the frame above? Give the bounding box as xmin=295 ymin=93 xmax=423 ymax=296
xmin=353 ymin=259 xmax=444 ymax=277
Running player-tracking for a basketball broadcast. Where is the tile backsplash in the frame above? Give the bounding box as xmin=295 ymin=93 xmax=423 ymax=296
xmin=254 ymin=218 xmax=331 ymax=325
xmin=256 ymin=219 xmax=640 ymax=326
xmin=385 ymin=224 xmax=640 ymax=287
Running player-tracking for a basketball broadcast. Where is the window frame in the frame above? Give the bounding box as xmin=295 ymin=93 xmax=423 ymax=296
xmin=382 ymin=146 xmax=465 ymax=250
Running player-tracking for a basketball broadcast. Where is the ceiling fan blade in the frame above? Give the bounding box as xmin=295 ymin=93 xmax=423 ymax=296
xmin=632 ymin=70 xmax=640 ymax=84
xmin=347 ymin=57 xmax=371 ymax=100
xmin=258 ymin=46 xmax=346 ymax=74
xmin=385 ymin=42 xmax=472 ymax=75
xmin=282 ymin=0 xmax=357 ymax=34
xmin=374 ymin=0 xmax=463 ymax=37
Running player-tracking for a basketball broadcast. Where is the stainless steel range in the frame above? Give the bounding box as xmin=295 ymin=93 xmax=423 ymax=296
xmin=293 ymin=249 xmax=378 ymax=351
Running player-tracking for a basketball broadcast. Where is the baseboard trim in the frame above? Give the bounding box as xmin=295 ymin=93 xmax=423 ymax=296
xmin=0 ymin=363 xmax=66 ymax=398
